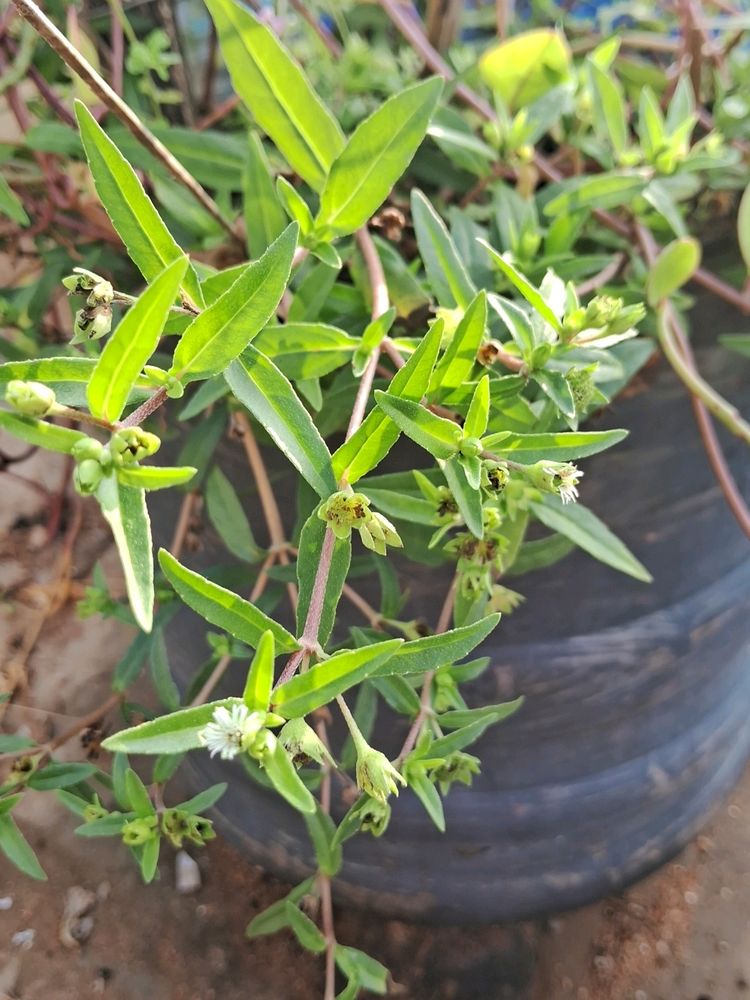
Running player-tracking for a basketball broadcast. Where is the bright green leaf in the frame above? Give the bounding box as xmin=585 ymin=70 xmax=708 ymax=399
xmin=411 ymin=188 xmax=476 ymax=309
xmin=96 ymin=475 xmax=154 ymax=632
xmin=102 ymin=697 xmax=242 ymax=754
xmin=374 ymin=391 xmax=460 ymax=459
xmin=243 ymin=629 xmax=275 ymax=711
xmin=646 ymin=237 xmax=701 ymax=306
xmin=116 ymin=465 xmax=197 ymax=491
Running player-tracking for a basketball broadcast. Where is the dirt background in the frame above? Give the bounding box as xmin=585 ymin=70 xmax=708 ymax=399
xmin=2 ymin=448 xmax=750 ymax=1000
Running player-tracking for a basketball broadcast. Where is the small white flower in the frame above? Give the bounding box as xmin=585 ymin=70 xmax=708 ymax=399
xmin=199 ymin=704 xmax=264 ymax=760
xmin=542 ymin=463 xmax=582 ymax=504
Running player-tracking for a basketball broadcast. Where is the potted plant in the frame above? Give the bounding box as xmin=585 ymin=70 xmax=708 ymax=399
xmin=1 ymin=0 xmax=749 ymax=995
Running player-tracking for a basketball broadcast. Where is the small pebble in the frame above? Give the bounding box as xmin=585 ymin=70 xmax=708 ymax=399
xmin=59 ymin=886 xmax=97 ymax=948
xmin=655 ymin=940 xmax=671 ymax=959
xmin=176 ymin=851 xmax=202 ymax=895
xmin=729 ymin=804 xmax=742 ymax=819
xmin=720 ymin=886 xmax=734 ymax=901
xmin=96 ymin=881 xmax=111 ymax=902
xmin=593 ymin=955 xmax=615 ymax=973
xmin=684 ymin=890 xmax=699 ymax=905
xmin=0 ymin=897 xmax=13 ymax=911
xmin=718 ymin=940 xmax=731 ymax=953
xmin=11 ymin=929 xmax=35 ymax=950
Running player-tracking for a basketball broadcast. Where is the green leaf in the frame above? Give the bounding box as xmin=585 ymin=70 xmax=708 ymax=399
xmin=158 ymin=549 xmax=299 ymax=652
xmin=0 ymin=734 xmax=35 ymax=753
xmin=316 ymin=78 xmax=442 ymax=237
xmin=226 ymin=345 xmax=336 ymax=499
xmin=170 ymin=223 xmax=298 ymax=384
xmin=738 ymin=182 xmax=750 ymax=275
xmin=332 ymin=319 xmax=443 ymax=484
xmin=335 ymin=946 xmax=388 ymax=996
xmin=75 ymin=101 xmax=202 ymax=309
xmin=646 ymin=237 xmax=701 ymax=306
xmin=0 ymin=411 xmax=86 ymax=453
xmin=246 ymin=877 xmax=316 ymax=938
xmin=28 ymin=762 xmax=97 ymax=790
xmin=372 ymin=614 xmax=500 ymax=677
xmin=304 ymin=805 xmax=342 ymax=876
xmin=75 ymin=814 xmax=132 ymax=837
xmin=244 ymin=132 xmax=287 ymax=258
xmin=542 ymin=171 xmax=648 ymax=218
xmin=272 ymin=640 xmax=403 ymax=717
xmin=264 ymin=740 xmax=316 ymax=814
xmin=125 ymin=767 xmax=155 ymax=816
xmin=112 ymin=630 xmax=152 ymax=692
xmin=489 ymin=294 xmax=535 ymax=356
xmin=586 ymin=60 xmax=626 ymax=159
xmin=0 ymin=173 xmax=29 ymax=225
xmin=243 ymin=630 xmax=275 ymax=712
xmin=443 ymin=454 xmax=483 ymax=537
xmin=284 ymin=902 xmax=326 ymax=952
xmin=276 ymin=177 xmax=314 ymax=235
xmin=464 ymin=376 xmax=490 ymax=439
xmin=0 ymin=814 xmax=46 ymax=880
xmin=478 ymin=28 xmax=571 ymax=110
xmin=254 ymin=323 xmax=359 ymax=381
xmin=139 ymin=835 xmax=160 ymax=883
xmin=102 ymin=698 xmax=241 ymax=754
xmin=205 ymin=0 xmax=344 ymax=190
xmin=353 ymin=308 xmax=396 ymax=378
xmin=0 ymin=357 xmax=153 ymax=409
xmin=530 ymin=495 xmax=652 ymax=582
xmin=374 ymin=391 xmax=460 ymax=459
xmin=479 ymin=241 xmax=561 ymax=332
xmin=150 ymin=628 xmax=180 ymax=711
xmin=428 ymin=290 xmax=486 ymax=396
xmin=88 ymin=258 xmax=188 ymax=421
xmin=296 ymin=509 xmax=352 ymax=646
xmin=507 ymin=532 xmax=575 ymax=576
xmin=412 ymin=703 xmax=522 ymax=760
xmin=116 ymin=465 xmax=197 ymax=490
xmin=531 ymin=369 xmax=576 ymax=419
xmin=205 ymin=466 xmax=260 ymax=563
xmin=175 ymin=782 xmax=227 ymax=814
xmin=719 ymin=334 xmax=750 ymax=358
xmin=96 ymin=476 xmax=154 ymax=632
xmin=436 ymin=699 xmax=524 ymax=729
xmin=482 ymin=429 xmax=627 ymax=461
xmin=411 ymin=188 xmax=476 ymax=308
xmin=408 ymin=768 xmax=445 ymax=832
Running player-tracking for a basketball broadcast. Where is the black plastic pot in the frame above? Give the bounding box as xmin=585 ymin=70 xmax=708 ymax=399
xmin=159 ymin=284 xmax=750 ymax=924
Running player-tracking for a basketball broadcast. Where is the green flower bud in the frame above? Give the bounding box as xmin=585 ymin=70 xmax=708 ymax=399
xmin=458 ymin=435 xmax=482 ymax=459
xmin=524 ymin=460 xmax=582 ymax=504
xmin=161 ymin=808 xmax=191 ymax=848
xmin=318 ymin=490 xmax=371 ymax=539
xmin=61 ymin=267 xmax=103 ymax=295
xmin=186 ymin=815 xmax=215 ymax=846
xmin=165 ymin=375 xmax=184 ymax=399
xmin=110 ymin=428 xmax=161 ymax=466
xmin=565 ymin=366 xmax=597 ymax=414
xmin=71 ymin=436 xmax=106 ymax=463
xmin=433 ymin=672 xmax=462 ymax=713
xmin=488 ymin=584 xmax=525 ymax=615
xmin=429 ymin=752 xmax=481 ymax=796
xmin=5 ymin=379 xmax=57 ymax=417
xmin=121 ymin=815 xmax=158 ymax=846
xmin=72 ymin=304 xmax=112 ymax=344
xmin=73 ymin=458 xmax=105 ymax=496
xmin=357 ymin=797 xmax=391 ymax=838
xmin=278 ymin=718 xmax=332 ymax=768
xmin=518 ymin=229 xmax=541 ymax=259
xmin=358 ymin=510 xmax=403 ymax=557
xmin=481 ymin=461 xmax=509 ymax=495
xmin=86 ymin=279 xmax=114 ymax=309
xmin=583 ymin=294 xmax=623 ymax=330
xmin=82 ymin=797 xmax=109 ymax=823
xmin=355 ymin=746 xmax=406 ymax=803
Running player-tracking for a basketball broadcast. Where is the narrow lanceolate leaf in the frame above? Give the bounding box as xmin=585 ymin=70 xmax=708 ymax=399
xmin=370 ymin=614 xmax=501 ymax=678
xmin=158 ymin=549 xmax=299 ymax=652
xmin=296 ymin=508 xmax=351 ymax=646
xmin=409 ymin=768 xmax=445 ymax=832
xmin=205 ymin=466 xmax=260 ymax=563
xmin=116 ymin=465 xmax=197 ymax=490
xmin=88 ymin=258 xmax=188 ymax=421
xmin=243 ymin=630 xmax=275 ymax=712
xmin=437 ymin=699 xmax=525 ymax=730
xmin=646 ymin=237 xmax=701 ymax=306
xmin=0 ymin=411 xmax=85 ymax=453
xmin=0 ymin=173 xmax=29 ymax=225
xmin=96 ymin=475 xmax=154 ymax=632
xmin=226 ymin=346 xmax=336 ymax=499
xmin=411 ymin=189 xmax=476 ymax=309
xmin=374 ymin=392 xmax=460 ymax=459
xmin=75 ymin=101 xmax=202 ymax=309
xmin=482 ymin=429 xmax=628 ymax=462
xmin=479 ymin=241 xmax=561 ymax=332
xmin=102 ymin=698 xmax=242 ymax=754
xmin=0 ymin=814 xmax=46 ymax=880
xmin=316 ymin=78 xmax=443 ymax=236
xmin=332 ymin=320 xmax=443 ymax=484
xmin=254 ymin=323 xmax=359 ymax=381
xmin=464 ymin=376 xmax=490 ymax=439
xmin=443 ymin=454 xmax=483 ymax=538
xmin=0 ymin=357 xmax=153 ymax=408
xmin=170 ymin=223 xmax=298 ymax=384
xmin=244 ymin=132 xmax=288 ymax=258
xmin=428 ymin=290 xmax=486 ymax=397
xmin=530 ymin=495 xmax=652 ymax=582
xmin=264 ymin=740 xmax=316 ymax=814
xmin=204 ymin=0 xmax=344 ymax=190
xmin=272 ymin=640 xmax=403 ymax=718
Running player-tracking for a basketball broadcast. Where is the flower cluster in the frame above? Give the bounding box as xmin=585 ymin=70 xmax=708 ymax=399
xmin=318 ymin=489 xmax=402 ymax=556
xmin=199 ymin=704 xmax=271 ymax=761
xmin=63 ymin=267 xmax=114 ymax=344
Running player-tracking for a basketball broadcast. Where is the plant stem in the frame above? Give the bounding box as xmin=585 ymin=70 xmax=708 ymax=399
xmin=10 ymin=0 xmax=237 ymax=242
xmin=119 ymin=385 xmax=168 ymax=428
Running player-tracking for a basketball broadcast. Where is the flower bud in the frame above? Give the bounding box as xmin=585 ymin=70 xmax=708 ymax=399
xmin=82 ymin=797 xmax=109 ymax=823
xmin=72 ymin=304 xmax=112 ymax=344
xmin=278 ymin=718 xmax=332 ymax=768
xmin=61 ymin=267 xmax=103 ymax=295
xmin=71 ymin=436 xmax=108 ymax=465
xmin=481 ymin=461 xmax=509 ymax=495
xmin=186 ymin=815 xmax=215 ymax=846
xmin=358 ymin=510 xmax=402 ymax=557
xmin=358 ymin=797 xmax=391 ymax=838
xmin=429 ymin=752 xmax=480 ymax=795
xmin=5 ymin=379 xmax=57 ymax=417
xmin=86 ymin=278 xmax=114 ymax=309
xmin=73 ymin=458 xmax=105 ymax=496
xmin=121 ymin=816 xmax=158 ymax=846
xmin=318 ymin=490 xmax=371 ymax=539
xmin=161 ymin=808 xmax=191 ymax=848
xmin=355 ymin=746 xmax=406 ymax=803
xmin=488 ymin=584 xmax=525 ymax=615
xmin=583 ymin=294 xmax=622 ymax=330
xmin=110 ymin=428 xmax=161 ymax=466
xmin=165 ymin=375 xmax=184 ymax=399
xmin=458 ymin=435 xmax=482 ymax=459
xmin=565 ymin=366 xmax=597 ymax=413
xmin=524 ymin=460 xmax=582 ymax=504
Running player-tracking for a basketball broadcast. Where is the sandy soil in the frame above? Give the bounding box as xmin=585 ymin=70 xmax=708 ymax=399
xmin=2 ymin=448 xmax=750 ymax=1000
